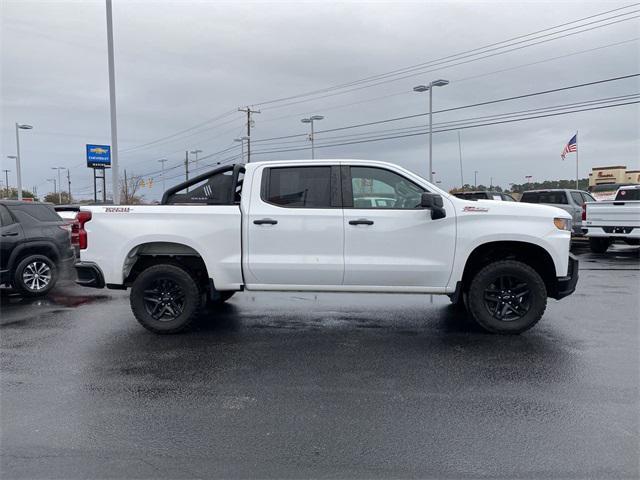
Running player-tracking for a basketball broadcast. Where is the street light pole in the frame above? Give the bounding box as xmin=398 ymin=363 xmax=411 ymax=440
xmin=2 ymin=169 xmax=10 ymax=197
xmin=47 ymin=178 xmax=56 ymax=197
xmin=14 ymin=123 xmax=33 ymax=201
xmin=234 ymin=137 xmax=249 ymax=163
xmin=52 ymin=167 xmax=64 ymax=204
xmin=474 ymin=170 xmax=478 ymax=189
xmin=413 ymin=80 xmax=449 ymax=182
xmin=106 ymin=0 xmax=120 ymax=204
xmin=190 ymin=149 xmax=202 ymax=171
xmin=301 ymin=115 xmax=324 ymax=159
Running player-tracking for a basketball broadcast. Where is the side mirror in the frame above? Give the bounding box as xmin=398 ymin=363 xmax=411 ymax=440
xmin=421 ymin=193 xmax=446 ymax=220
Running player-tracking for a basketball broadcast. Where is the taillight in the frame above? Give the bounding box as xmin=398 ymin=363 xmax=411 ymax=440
xmin=75 ymin=211 xmax=92 ymax=250
xmin=581 ymin=204 xmax=587 ymax=221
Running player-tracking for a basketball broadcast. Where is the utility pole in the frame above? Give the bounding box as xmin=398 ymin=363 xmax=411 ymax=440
xmin=185 ymin=150 xmax=189 ymax=192
xmin=2 ymin=170 xmax=9 ymax=197
xmin=67 ymin=169 xmax=72 ymax=203
xmin=124 ymin=169 xmax=128 ymax=204
xmin=158 ymin=158 xmax=167 ymax=191
xmin=238 ymin=107 xmax=260 ymax=162
xmin=490 ymin=177 xmax=493 ymax=189
xmin=190 ymin=149 xmax=202 ymax=171
xmin=457 ymin=131 xmax=464 ymax=188
xmin=52 ymin=167 xmax=64 ymax=204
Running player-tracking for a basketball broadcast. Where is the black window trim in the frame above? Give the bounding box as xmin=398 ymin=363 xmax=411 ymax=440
xmin=0 ymin=204 xmax=15 ymax=226
xmin=260 ymin=165 xmax=342 ymax=209
xmin=343 ymin=165 xmax=427 ymax=210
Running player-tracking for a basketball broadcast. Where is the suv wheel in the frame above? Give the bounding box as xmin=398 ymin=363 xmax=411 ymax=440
xmin=13 ymin=254 xmax=58 ymax=297
xmin=467 ymin=260 xmax=547 ymax=334
xmin=130 ymin=264 xmax=201 ymax=334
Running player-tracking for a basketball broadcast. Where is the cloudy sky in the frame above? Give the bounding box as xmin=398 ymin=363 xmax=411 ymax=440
xmin=1 ymin=0 xmax=639 ymax=200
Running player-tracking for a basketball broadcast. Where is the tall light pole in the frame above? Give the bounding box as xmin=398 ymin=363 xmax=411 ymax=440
xmin=158 ymin=159 xmax=167 ymax=191
xmin=15 ymin=123 xmax=33 ymax=201
xmin=190 ymin=149 xmax=202 ymax=171
xmin=47 ymin=178 xmax=56 ymax=197
xmin=51 ymin=167 xmax=64 ymax=204
xmin=525 ymin=175 xmax=533 ymax=188
xmin=413 ymin=80 xmax=449 ymax=182
xmin=474 ymin=170 xmax=479 ymax=189
xmin=106 ymin=0 xmax=120 ymax=204
xmin=301 ymin=115 xmax=324 ymax=159
xmin=2 ymin=169 xmax=10 ymax=197
xmin=234 ymin=137 xmax=249 ymax=162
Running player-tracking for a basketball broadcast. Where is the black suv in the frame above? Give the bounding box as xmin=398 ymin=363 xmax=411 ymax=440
xmin=0 ymin=201 xmax=75 ymax=296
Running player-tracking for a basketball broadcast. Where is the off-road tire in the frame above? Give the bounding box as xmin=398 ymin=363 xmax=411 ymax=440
xmin=589 ymin=237 xmax=610 ymax=254
xmin=467 ymin=260 xmax=547 ymax=334
xmin=13 ymin=254 xmax=58 ymax=297
xmin=130 ymin=264 xmax=201 ymax=334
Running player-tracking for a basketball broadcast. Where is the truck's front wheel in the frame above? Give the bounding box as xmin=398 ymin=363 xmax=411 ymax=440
xmin=130 ymin=264 xmax=201 ymax=334
xmin=467 ymin=260 xmax=547 ymax=334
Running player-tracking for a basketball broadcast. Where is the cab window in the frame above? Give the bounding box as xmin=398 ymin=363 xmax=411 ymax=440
xmin=349 ymin=167 xmax=424 ymax=209
xmin=263 ymin=166 xmax=333 ymax=208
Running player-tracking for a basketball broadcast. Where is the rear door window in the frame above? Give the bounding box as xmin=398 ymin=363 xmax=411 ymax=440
xmin=616 ymin=189 xmax=640 ymax=201
xmin=264 ymin=166 xmax=333 ymax=208
xmin=521 ymin=192 xmax=568 ymax=204
xmin=581 ymin=192 xmax=596 ymax=203
xmin=8 ymin=204 xmax=62 ymax=223
xmin=0 ymin=205 xmax=14 ymax=226
xmin=570 ymin=192 xmax=584 ymax=205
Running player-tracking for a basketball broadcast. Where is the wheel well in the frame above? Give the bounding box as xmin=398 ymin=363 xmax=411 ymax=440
xmin=13 ymin=244 xmax=59 ymax=269
xmin=461 ymin=241 xmax=558 ymax=296
xmin=122 ymin=242 xmax=209 ymax=289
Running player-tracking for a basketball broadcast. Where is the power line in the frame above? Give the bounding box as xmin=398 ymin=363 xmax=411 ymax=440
xmin=253 ymin=6 xmax=640 ymax=108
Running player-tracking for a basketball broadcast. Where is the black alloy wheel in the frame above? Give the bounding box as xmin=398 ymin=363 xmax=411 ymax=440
xmin=482 ymin=275 xmax=531 ymax=322
xmin=143 ymin=278 xmax=186 ymax=321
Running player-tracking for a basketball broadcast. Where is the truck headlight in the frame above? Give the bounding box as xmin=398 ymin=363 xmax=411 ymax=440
xmin=554 ymin=218 xmax=571 ymax=231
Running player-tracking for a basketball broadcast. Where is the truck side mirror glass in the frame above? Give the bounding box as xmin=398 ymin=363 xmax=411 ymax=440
xmin=421 ymin=193 xmax=446 ymax=220
xmin=421 ymin=192 xmax=434 ymax=208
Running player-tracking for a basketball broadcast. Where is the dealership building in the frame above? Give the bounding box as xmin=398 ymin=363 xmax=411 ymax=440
xmin=588 ymin=165 xmax=640 ymax=187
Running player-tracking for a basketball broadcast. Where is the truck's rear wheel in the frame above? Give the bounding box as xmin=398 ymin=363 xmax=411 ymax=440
xmin=589 ymin=237 xmax=610 ymax=253
xmin=130 ymin=264 xmax=201 ymax=334
xmin=467 ymin=260 xmax=547 ymax=334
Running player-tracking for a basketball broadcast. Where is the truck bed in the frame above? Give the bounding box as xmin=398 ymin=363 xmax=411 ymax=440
xmin=81 ymin=205 xmax=243 ymax=289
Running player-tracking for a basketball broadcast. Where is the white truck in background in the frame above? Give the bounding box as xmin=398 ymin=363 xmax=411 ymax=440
xmin=74 ymin=159 xmax=578 ymax=335
xmin=584 ymin=185 xmax=640 ymax=253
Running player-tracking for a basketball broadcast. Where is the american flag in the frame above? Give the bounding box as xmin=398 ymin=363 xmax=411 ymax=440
xmin=561 ymin=134 xmax=577 ymax=160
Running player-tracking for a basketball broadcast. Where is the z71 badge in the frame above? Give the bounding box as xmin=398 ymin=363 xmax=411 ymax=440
xmin=463 ymin=206 xmax=489 ymax=212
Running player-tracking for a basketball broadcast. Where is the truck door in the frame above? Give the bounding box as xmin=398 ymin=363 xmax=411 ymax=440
xmin=245 ymin=165 xmax=344 ymax=287
xmin=342 ymin=166 xmax=455 ymax=289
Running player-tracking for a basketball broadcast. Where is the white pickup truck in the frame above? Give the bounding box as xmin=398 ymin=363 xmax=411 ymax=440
xmin=584 ymin=185 xmax=640 ymax=253
xmin=74 ymin=160 xmax=578 ymax=335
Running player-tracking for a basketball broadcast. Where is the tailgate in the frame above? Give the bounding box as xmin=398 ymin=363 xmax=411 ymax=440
xmin=586 ymin=201 xmax=640 ymax=226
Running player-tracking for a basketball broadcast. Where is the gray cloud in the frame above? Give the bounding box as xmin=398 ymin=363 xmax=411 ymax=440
xmin=1 ymin=0 xmax=638 ymax=199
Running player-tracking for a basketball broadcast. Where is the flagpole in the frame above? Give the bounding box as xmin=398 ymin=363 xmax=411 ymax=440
xmin=575 ymin=130 xmax=579 ymax=189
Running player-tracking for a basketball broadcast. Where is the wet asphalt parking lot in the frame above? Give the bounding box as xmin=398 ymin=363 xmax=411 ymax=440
xmin=1 ymin=242 xmax=639 ymax=479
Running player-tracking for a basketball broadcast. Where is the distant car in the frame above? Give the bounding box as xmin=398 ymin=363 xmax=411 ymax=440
xmin=584 ymin=185 xmax=640 ymax=253
xmin=520 ymin=189 xmax=595 ymax=235
xmin=453 ymin=191 xmax=516 ymax=202
xmin=0 ymin=201 xmax=76 ymax=296
xmin=588 ymin=183 xmax=634 ymax=201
